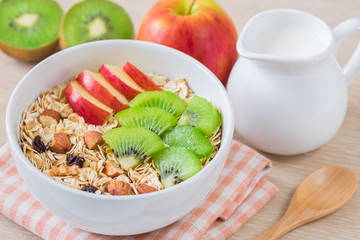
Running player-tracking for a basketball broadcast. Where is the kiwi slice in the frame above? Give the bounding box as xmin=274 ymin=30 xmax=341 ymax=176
xmin=115 ymin=107 xmax=177 ymax=135
xmin=153 ymin=147 xmax=202 ymax=189
xmin=103 ymin=126 xmax=164 ymax=171
xmin=178 ymin=96 xmax=221 ymax=136
xmin=0 ymin=0 xmax=63 ymax=62
xmin=129 ymin=91 xmax=187 ymax=118
xmin=162 ymin=125 xmax=213 ymax=158
xmin=60 ymin=0 xmax=134 ymax=49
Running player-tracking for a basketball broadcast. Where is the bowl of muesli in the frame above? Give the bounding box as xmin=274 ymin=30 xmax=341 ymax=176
xmin=6 ymin=40 xmax=234 ymax=235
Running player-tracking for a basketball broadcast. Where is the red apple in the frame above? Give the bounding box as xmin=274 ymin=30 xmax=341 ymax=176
xmin=99 ymin=64 xmax=144 ymax=100
xmin=137 ymin=0 xmax=238 ymax=86
xmin=123 ymin=62 xmax=162 ymax=91
xmin=76 ymin=70 xmax=129 ymax=112
xmin=64 ymin=80 xmax=113 ymax=125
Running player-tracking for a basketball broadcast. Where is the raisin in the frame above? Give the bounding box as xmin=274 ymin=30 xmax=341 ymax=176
xmin=81 ymin=185 xmax=98 ymax=193
xmin=66 ymin=154 xmax=85 ymax=168
xmin=32 ymin=136 xmax=46 ymax=153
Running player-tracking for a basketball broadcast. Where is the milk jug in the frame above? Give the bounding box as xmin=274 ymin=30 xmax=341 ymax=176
xmin=227 ymin=9 xmax=360 ymax=155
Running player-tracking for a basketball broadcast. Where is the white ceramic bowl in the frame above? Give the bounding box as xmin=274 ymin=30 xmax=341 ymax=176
xmin=6 ymin=40 xmax=234 ymax=235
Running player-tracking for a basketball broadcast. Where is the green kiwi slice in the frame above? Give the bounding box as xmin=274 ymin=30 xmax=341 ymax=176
xmin=178 ymin=96 xmax=221 ymax=136
xmin=153 ymin=147 xmax=202 ymax=189
xmin=0 ymin=0 xmax=63 ymax=61
xmin=162 ymin=125 xmax=213 ymax=158
xmin=115 ymin=107 xmax=177 ymax=135
xmin=103 ymin=126 xmax=164 ymax=171
xmin=129 ymin=91 xmax=187 ymax=118
xmin=60 ymin=0 xmax=134 ymax=49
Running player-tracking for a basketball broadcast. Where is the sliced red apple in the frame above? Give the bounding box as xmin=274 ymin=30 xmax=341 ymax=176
xmin=64 ymin=80 xmax=113 ymax=125
xmin=76 ymin=70 xmax=129 ymax=112
xmin=99 ymin=64 xmax=144 ymax=100
xmin=123 ymin=62 xmax=162 ymax=91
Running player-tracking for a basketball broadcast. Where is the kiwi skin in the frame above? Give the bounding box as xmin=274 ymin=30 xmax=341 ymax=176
xmin=0 ymin=0 xmax=63 ymax=62
xmin=59 ymin=18 xmax=67 ymax=50
xmin=0 ymin=39 xmax=58 ymax=62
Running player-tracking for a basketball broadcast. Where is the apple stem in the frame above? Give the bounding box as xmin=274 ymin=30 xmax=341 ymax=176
xmin=186 ymin=0 xmax=197 ymax=15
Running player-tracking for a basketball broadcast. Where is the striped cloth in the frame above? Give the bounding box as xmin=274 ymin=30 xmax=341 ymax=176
xmin=0 ymin=141 xmax=278 ymax=240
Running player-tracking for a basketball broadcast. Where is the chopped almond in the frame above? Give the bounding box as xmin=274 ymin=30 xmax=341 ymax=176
xmin=107 ymin=180 xmax=132 ymax=196
xmin=103 ymin=162 xmax=122 ymax=178
xmin=84 ymin=131 xmax=104 ymax=150
xmin=39 ymin=109 xmax=61 ymax=127
xmin=136 ymin=183 xmax=158 ymax=194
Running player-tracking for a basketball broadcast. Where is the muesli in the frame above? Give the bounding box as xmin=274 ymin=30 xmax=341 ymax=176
xmin=20 ymin=64 xmax=222 ymax=195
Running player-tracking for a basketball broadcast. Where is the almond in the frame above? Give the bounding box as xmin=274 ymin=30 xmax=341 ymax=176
xmin=136 ymin=183 xmax=158 ymax=194
xmin=103 ymin=162 xmax=122 ymax=178
xmin=49 ymin=132 xmax=72 ymax=153
xmin=107 ymin=180 xmax=132 ymax=195
xmin=39 ymin=109 xmax=61 ymax=127
xmin=85 ymin=131 xmax=104 ymax=150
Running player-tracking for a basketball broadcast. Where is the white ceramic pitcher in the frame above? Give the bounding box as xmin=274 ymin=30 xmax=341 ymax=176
xmin=227 ymin=9 xmax=360 ymax=155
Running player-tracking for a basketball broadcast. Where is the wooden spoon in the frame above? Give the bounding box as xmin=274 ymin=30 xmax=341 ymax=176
xmin=254 ymin=165 xmax=358 ymax=240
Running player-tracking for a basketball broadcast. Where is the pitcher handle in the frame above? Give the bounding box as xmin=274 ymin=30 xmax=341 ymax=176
xmin=333 ymin=18 xmax=360 ymax=85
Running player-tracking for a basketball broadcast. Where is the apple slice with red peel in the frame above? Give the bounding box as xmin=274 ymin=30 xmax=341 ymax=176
xmin=76 ymin=70 xmax=129 ymax=112
xmin=123 ymin=62 xmax=162 ymax=91
xmin=64 ymin=80 xmax=113 ymax=126
xmin=99 ymin=64 xmax=144 ymax=100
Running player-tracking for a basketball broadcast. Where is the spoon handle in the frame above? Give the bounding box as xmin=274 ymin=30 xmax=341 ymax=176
xmin=253 ymin=214 xmax=299 ymax=240
xmin=253 ymin=203 xmax=310 ymax=240
xmin=253 ymin=212 xmax=302 ymax=240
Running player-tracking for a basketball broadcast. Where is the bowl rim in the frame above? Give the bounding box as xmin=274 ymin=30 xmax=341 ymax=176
xmin=6 ymin=39 xmax=234 ymax=201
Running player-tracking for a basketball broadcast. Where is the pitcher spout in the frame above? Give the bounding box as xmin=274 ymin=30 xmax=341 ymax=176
xmin=237 ymin=9 xmax=335 ymax=63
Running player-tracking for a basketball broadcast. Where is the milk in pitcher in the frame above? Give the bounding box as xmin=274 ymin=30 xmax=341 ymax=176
xmin=254 ymin=25 xmax=324 ymax=57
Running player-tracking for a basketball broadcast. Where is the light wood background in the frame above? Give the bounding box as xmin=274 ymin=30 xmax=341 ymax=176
xmin=0 ymin=0 xmax=359 ymax=239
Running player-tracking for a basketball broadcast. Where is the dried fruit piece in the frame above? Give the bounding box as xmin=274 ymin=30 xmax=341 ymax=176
xmin=81 ymin=185 xmax=98 ymax=193
xmin=66 ymin=154 xmax=85 ymax=168
xmin=50 ymin=165 xmax=80 ymax=176
xmin=136 ymin=183 xmax=158 ymax=194
xmin=38 ymin=109 xmax=61 ymax=127
xmin=84 ymin=131 xmax=104 ymax=150
xmin=103 ymin=162 xmax=122 ymax=178
xmin=49 ymin=132 xmax=72 ymax=153
xmin=32 ymin=135 xmax=46 ymax=153
xmin=107 ymin=180 xmax=132 ymax=195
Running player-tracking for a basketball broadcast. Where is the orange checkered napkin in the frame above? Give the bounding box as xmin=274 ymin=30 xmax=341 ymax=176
xmin=0 ymin=141 xmax=278 ymax=240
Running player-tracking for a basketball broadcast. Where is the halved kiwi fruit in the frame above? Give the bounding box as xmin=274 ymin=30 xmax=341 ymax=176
xmin=153 ymin=147 xmax=202 ymax=189
xmin=60 ymin=0 xmax=134 ymax=49
xmin=129 ymin=91 xmax=187 ymax=118
xmin=178 ymin=96 xmax=221 ymax=136
xmin=162 ymin=125 xmax=213 ymax=158
xmin=115 ymin=107 xmax=177 ymax=135
xmin=103 ymin=126 xmax=164 ymax=171
xmin=0 ymin=0 xmax=63 ymax=61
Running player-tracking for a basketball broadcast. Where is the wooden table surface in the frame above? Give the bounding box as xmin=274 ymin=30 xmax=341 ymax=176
xmin=1 ymin=0 xmax=359 ymax=239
